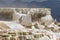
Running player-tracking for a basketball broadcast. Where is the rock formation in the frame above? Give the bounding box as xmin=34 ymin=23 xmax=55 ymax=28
xmin=0 ymin=8 xmax=60 ymax=40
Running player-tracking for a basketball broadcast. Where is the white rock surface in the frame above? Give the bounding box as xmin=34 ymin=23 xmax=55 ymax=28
xmin=13 ymin=9 xmax=27 ymax=23
xmin=39 ymin=36 xmax=50 ymax=40
xmin=41 ymin=15 xmax=53 ymax=25
xmin=20 ymin=15 xmax=32 ymax=27
xmin=0 ymin=8 xmax=60 ymax=40
xmin=0 ymin=21 xmax=28 ymax=32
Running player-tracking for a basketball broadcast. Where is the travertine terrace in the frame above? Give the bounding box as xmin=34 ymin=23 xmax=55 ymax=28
xmin=0 ymin=8 xmax=60 ymax=40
